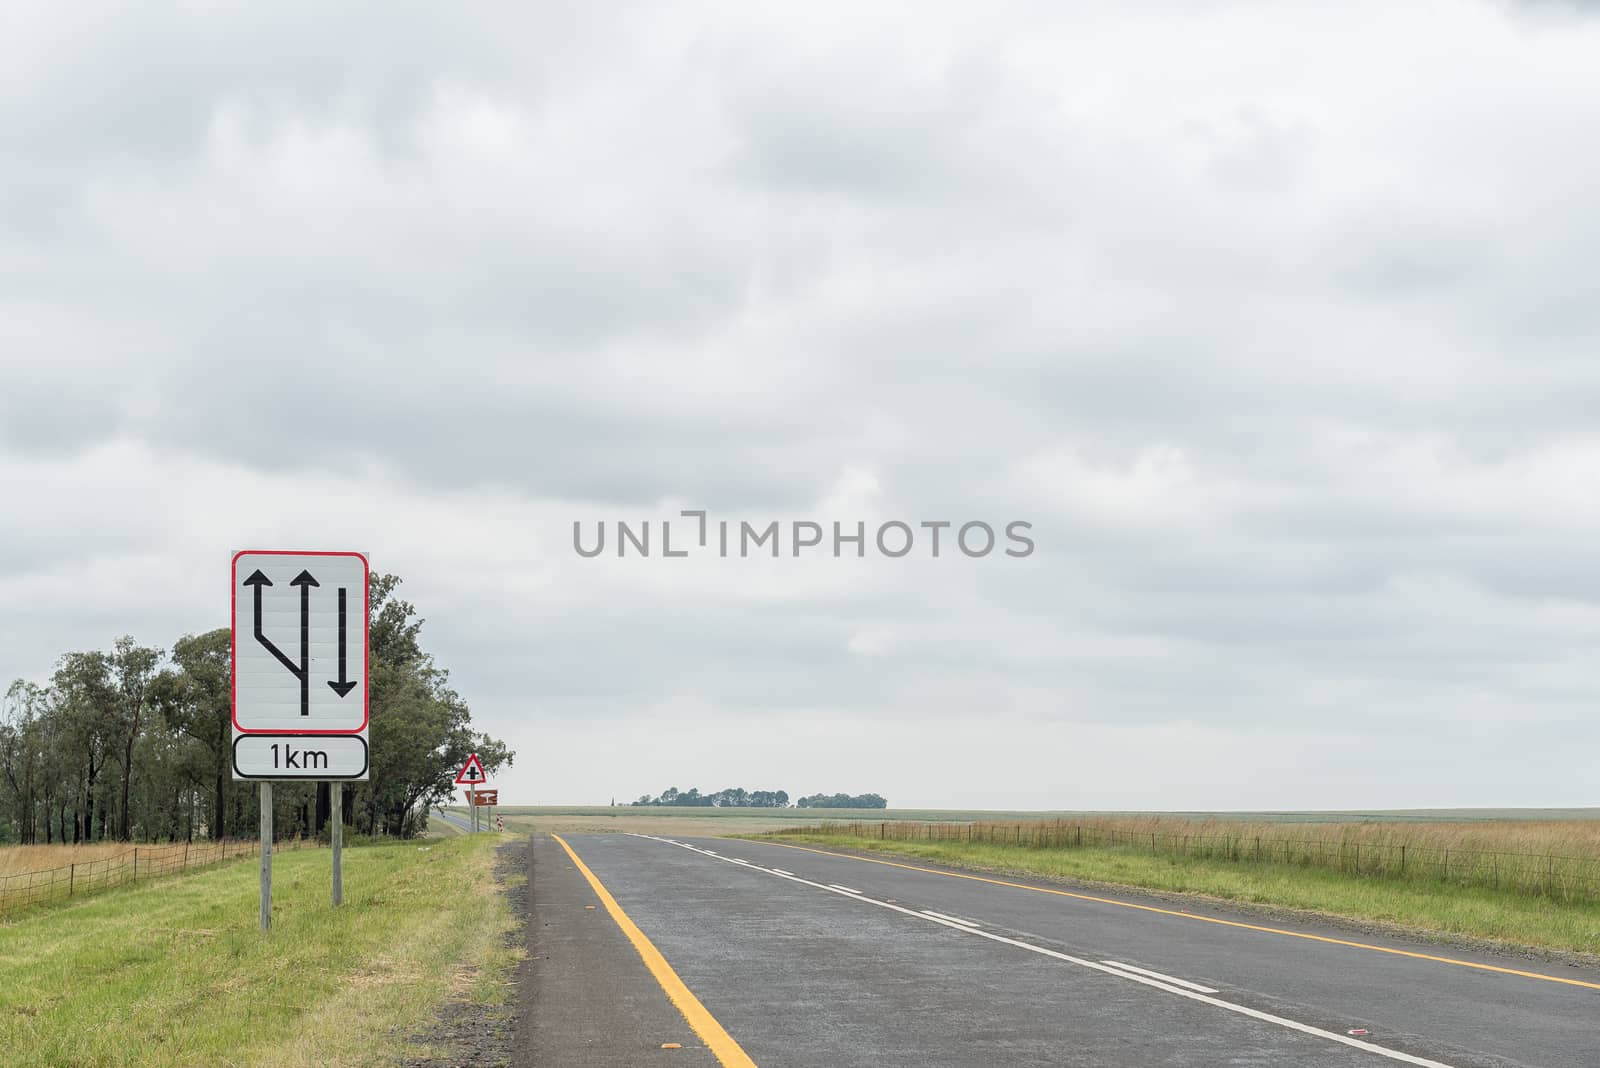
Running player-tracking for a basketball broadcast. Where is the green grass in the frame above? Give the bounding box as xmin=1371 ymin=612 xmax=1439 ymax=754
xmin=762 ymin=834 xmax=1600 ymax=957
xmin=0 ymin=835 xmax=520 ymax=1067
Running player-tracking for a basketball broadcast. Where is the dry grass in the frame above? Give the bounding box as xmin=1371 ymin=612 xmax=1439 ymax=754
xmin=0 ymin=843 xmax=157 ymax=877
xmin=937 ymin=815 xmax=1600 ymax=855
xmin=1 ymin=839 xmax=290 ymax=914
xmin=0 ymin=841 xmax=271 ymax=879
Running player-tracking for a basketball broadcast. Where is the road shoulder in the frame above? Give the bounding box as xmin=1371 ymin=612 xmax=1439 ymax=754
xmin=514 ymin=835 xmax=722 ymax=1067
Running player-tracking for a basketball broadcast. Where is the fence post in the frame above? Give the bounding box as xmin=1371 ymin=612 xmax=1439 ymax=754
xmin=133 ymin=848 xmax=138 ymax=881
xmin=69 ymin=864 xmax=74 ymax=896
xmin=1400 ymin=844 xmax=1405 ymax=875
xmin=1076 ymin=825 xmax=1081 ymax=848
xmin=183 ymin=841 xmax=190 ymax=871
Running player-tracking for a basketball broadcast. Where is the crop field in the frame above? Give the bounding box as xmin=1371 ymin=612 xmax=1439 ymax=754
xmin=440 ymin=804 xmax=1600 ymax=839
xmin=467 ymin=804 xmax=1600 ymax=824
xmin=772 ymin=813 xmax=1600 ymax=871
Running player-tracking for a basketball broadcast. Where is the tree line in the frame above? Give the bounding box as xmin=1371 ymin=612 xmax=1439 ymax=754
xmin=796 ymin=792 xmax=887 ymax=809
xmin=0 ymin=574 xmax=511 ymax=844
xmin=630 ymin=787 xmax=888 ymax=809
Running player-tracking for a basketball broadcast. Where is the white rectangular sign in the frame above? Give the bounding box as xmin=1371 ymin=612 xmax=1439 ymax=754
xmin=232 ymin=550 xmax=369 ymax=780
xmin=233 ymin=735 xmax=369 ymax=779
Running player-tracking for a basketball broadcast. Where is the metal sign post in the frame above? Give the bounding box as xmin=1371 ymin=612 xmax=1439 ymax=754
xmin=259 ymin=782 xmax=273 ymax=930
xmin=331 ymin=782 xmax=343 ymax=906
xmin=468 ymin=787 xmax=498 ymax=833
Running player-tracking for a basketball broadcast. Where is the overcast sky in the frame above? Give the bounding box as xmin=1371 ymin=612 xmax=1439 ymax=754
xmin=4 ymin=1 xmax=1599 ymax=810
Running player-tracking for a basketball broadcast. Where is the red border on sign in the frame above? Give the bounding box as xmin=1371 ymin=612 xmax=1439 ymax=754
xmin=231 ymin=549 xmax=370 ymax=735
xmin=454 ymin=752 xmax=487 ymax=785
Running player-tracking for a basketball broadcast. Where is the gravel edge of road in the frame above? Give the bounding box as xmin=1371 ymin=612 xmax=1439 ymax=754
xmin=738 ymin=836 xmax=1600 ymax=974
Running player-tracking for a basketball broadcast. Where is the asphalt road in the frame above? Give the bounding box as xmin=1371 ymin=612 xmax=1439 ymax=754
xmin=432 ymin=808 xmax=474 ymax=833
xmin=519 ymin=833 xmax=1600 ymax=1067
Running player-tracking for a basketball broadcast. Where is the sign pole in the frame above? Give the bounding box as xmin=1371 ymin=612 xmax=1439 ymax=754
xmin=331 ymin=781 xmax=343 ymax=907
xmin=259 ymin=781 xmax=273 ymax=931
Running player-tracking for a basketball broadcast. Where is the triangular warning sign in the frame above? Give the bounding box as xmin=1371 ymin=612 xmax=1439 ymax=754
xmin=454 ymin=753 xmax=487 ymax=785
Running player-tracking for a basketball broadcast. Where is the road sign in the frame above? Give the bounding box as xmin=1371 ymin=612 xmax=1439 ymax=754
xmin=233 ymin=735 xmax=369 ymax=779
xmin=232 ymin=550 xmax=369 ymax=930
xmin=470 ymin=789 xmax=498 ymax=806
xmin=454 ymin=753 xmax=488 ymax=786
xmin=232 ymin=550 xmax=369 ymax=740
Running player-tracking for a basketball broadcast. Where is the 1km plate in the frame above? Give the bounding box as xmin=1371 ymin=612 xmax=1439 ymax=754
xmin=233 ymin=734 xmax=370 ymax=780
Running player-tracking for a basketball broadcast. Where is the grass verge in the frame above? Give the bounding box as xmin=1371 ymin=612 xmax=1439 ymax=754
xmin=0 ymin=834 xmax=520 ymax=1067
xmin=758 ymin=834 xmax=1600 ymax=958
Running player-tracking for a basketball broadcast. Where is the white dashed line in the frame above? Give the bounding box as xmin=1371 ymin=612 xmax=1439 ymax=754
xmin=921 ymin=910 xmax=980 ymax=927
xmin=1100 ymin=961 xmax=1218 ymax=994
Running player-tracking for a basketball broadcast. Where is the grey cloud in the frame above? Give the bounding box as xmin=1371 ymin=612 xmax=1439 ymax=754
xmin=4 ymin=1 xmax=1600 ymax=806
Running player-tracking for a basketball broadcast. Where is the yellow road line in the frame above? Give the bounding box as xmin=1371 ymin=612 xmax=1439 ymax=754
xmin=757 ymin=839 xmax=1600 ymax=993
xmin=553 ymin=834 xmax=758 ymax=1067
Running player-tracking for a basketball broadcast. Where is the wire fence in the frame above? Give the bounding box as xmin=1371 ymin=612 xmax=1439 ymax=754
xmin=772 ymin=820 xmax=1600 ymax=903
xmin=0 ymin=837 xmax=319 ymax=915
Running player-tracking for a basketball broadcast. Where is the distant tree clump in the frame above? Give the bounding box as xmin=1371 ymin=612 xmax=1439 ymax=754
xmin=631 ymin=786 xmax=790 ymax=808
xmin=796 ymin=792 xmax=888 ymax=809
xmin=627 ymin=788 xmax=888 ymax=809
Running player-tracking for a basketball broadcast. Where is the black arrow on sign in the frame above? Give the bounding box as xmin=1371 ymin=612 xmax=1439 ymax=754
xmin=244 ymin=568 xmax=300 ymax=683
xmin=327 ymin=587 xmax=358 ymax=698
xmin=288 ymin=571 xmax=318 ymax=715
xmin=242 ymin=568 xmax=321 ymax=717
